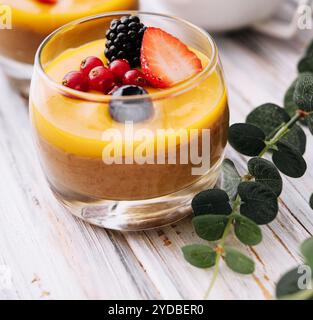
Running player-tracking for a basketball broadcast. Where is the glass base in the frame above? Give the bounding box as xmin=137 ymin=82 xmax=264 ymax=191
xmin=50 ymin=159 xmax=223 ymax=231
xmin=0 ymin=55 xmax=33 ymax=97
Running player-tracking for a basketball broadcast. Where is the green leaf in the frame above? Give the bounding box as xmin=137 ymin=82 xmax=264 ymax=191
xmin=301 ymin=237 xmax=313 ymax=269
xmin=238 ymin=182 xmax=278 ymax=225
xmin=220 ymin=159 xmax=241 ymax=200
xmin=298 ymin=56 xmax=313 ymax=73
xmin=284 ymin=80 xmax=308 ymax=125
xmin=224 ymin=247 xmax=255 ymax=275
xmin=192 ymin=215 xmax=229 ymax=241
xmin=234 ymin=215 xmax=262 ymax=246
xmin=246 ymin=103 xmax=290 ymax=137
xmin=272 ymin=142 xmax=307 ymax=178
xmin=294 ymin=72 xmax=313 ymax=112
xmin=281 ymin=125 xmax=306 ymax=155
xmin=284 ymin=81 xmax=298 ymax=116
xmin=307 ymin=113 xmax=313 ymax=135
xmin=248 ymin=158 xmax=283 ymax=196
xmin=191 ymin=189 xmax=232 ymax=216
xmin=228 ymin=123 xmax=266 ymax=156
xmin=310 ymin=194 xmax=313 ymax=210
xmin=276 ymin=268 xmax=306 ymax=299
xmin=182 ymin=245 xmax=217 ymax=269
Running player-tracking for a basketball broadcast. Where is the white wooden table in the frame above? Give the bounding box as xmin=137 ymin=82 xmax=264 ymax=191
xmin=0 ymin=6 xmax=313 ymax=301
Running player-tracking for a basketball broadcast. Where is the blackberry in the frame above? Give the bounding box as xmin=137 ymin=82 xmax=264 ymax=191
xmin=105 ymin=15 xmax=146 ymax=67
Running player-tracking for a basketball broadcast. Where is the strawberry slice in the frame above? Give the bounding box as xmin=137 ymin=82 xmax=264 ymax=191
xmin=141 ymin=27 xmax=203 ymax=88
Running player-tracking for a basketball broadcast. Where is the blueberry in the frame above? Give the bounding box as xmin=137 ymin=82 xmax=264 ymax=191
xmin=109 ymin=86 xmax=154 ymax=123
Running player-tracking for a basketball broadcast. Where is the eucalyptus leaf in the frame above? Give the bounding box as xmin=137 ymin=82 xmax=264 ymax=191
xmin=276 ymin=267 xmax=307 ymax=299
xmin=310 ymin=194 xmax=313 ymax=210
xmin=285 ymin=81 xmax=299 ymax=116
xmin=191 ymin=189 xmax=232 ymax=216
xmin=246 ymin=103 xmax=290 ymax=137
xmin=284 ymin=80 xmax=308 ymax=125
xmin=272 ymin=142 xmax=307 ymax=178
xmin=192 ymin=215 xmax=229 ymax=241
xmin=298 ymin=56 xmax=313 ymax=73
xmin=238 ymin=182 xmax=278 ymax=225
xmin=234 ymin=215 xmax=262 ymax=246
xmin=224 ymin=247 xmax=255 ymax=275
xmin=301 ymin=237 xmax=313 ymax=269
xmin=298 ymin=41 xmax=313 ymax=73
xmin=281 ymin=125 xmax=306 ymax=155
xmin=182 ymin=245 xmax=217 ymax=269
xmin=248 ymin=158 xmax=283 ymax=196
xmin=220 ymin=159 xmax=241 ymax=200
xmin=294 ymin=72 xmax=313 ymax=112
xmin=228 ymin=123 xmax=266 ymax=156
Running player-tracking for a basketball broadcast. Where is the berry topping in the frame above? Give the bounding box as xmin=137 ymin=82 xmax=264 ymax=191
xmin=88 ymin=66 xmax=116 ymax=93
xmin=80 ymin=56 xmax=104 ymax=77
xmin=109 ymin=85 xmax=154 ymax=123
xmin=62 ymin=71 xmax=89 ymax=92
xmin=141 ymin=27 xmax=203 ymax=88
xmin=109 ymin=59 xmax=131 ymax=81
xmin=123 ymin=69 xmax=148 ymax=86
xmin=105 ymin=16 xmax=146 ymax=67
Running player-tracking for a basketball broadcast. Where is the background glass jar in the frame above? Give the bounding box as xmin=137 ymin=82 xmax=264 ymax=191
xmin=29 ymin=12 xmax=229 ymax=231
xmin=0 ymin=0 xmax=138 ymax=96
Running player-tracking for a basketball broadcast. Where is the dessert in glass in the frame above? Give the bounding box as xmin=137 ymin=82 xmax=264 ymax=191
xmin=0 ymin=0 xmax=138 ymax=95
xmin=29 ymin=12 xmax=229 ymax=231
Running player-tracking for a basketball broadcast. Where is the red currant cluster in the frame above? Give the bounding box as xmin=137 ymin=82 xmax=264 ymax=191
xmin=62 ymin=57 xmax=148 ymax=94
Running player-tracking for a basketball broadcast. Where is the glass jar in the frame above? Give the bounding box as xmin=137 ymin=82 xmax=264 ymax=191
xmin=29 ymin=12 xmax=229 ymax=231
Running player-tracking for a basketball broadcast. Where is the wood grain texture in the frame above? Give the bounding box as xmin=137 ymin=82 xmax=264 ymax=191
xmin=0 ymin=2 xmax=312 ymax=300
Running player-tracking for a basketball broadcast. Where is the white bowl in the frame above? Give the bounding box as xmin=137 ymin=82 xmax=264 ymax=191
xmin=140 ymin=0 xmax=283 ymax=31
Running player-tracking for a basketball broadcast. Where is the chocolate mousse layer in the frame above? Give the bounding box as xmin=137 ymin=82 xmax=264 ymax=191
xmin=0 ymin=28 xmax=44 ymax=64
xmin=34 ymin=105 xmax=229 ymax=201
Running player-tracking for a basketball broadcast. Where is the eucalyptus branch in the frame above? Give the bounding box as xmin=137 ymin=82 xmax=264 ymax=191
xmin=182 ymin=40 xmax=313 ymax=301
xmin=204 ymin=111 xmax=306 ymax=299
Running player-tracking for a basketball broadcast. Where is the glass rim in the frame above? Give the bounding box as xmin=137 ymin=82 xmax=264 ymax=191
xmin=34 ymin=11 xmax=219 ymax=103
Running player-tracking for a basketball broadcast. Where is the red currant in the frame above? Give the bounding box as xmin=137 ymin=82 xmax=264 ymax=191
xmin=80 ymin=56 xmax=104 ymax=77
xmin=62 ymin=71 xmax=89 ymax=92
xmin=88 ymin=66 xmax=116 ymax=93
xmin=123 ymin=70 xmax=148 ymax=86
xmin=109 ymin=59 xmax=131 ymax=82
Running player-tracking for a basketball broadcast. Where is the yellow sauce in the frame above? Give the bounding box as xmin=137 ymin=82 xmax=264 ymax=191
xmin=6 ymin=0 xmax=138 ymax=33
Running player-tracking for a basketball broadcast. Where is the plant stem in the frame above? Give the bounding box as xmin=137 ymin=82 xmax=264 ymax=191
xmin=259 ymin=111 xmax=303 ymax=157
xmin=204 ymin=197 xmax=241 ymax=299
